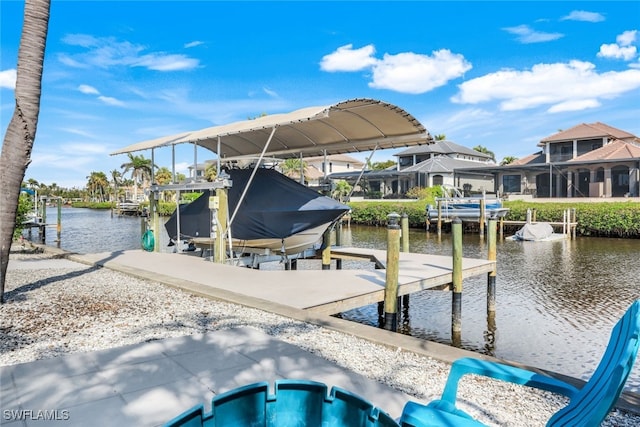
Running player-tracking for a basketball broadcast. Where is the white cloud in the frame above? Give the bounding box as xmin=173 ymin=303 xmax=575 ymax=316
xmin=320 ymin=44 xmax=377 ymax=72
xmin=561 ymin=10 xmax=605 ymax=23
xmin=0 ymin=69 xmax=17 ymax=89
xmin=78 ymin=84 xmax=100 ymax=95
xmin=452 ymin=60 xmax=640 ymax=113
xmin=263 ymin=87 xmax=278 ymax=98
xmin=369 ymin=50 xmax=472 ymax=94
xmin=617 ymin=30 xmax=638 ymax=46
xmin=59 ymin=34 xmax=200 ymax=71
xmin=598 ymin=44 xmax=637 ymax=61
xmin=60 ymin=128 xmax=97 ymax=138
xmin=97 ymin=95 xmax=125 ymax=107
xmin=503 ymin=25 xmax=564 ymax=43
xmin=134 ymin=54 xmax=200 ymax=71
xmin=547 ymin=99 xmax=601 ymax=113
xmin=320 ymin=45 xmax=471 ymax=94
xmin=598 ymin=30 xmax=638 ymax=61
xmin=184 ymin=41 xmax=204 ymax=49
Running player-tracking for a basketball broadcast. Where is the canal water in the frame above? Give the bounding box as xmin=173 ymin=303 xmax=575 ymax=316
xmin=28 ymin=207 xmax=640 ymax=392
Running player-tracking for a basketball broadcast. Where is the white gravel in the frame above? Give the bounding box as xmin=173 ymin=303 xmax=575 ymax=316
xmin=1 ymin=251 xmax=638 ymax=426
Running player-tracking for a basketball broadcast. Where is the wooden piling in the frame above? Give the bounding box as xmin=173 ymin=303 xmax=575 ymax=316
xmin=487 ymin=218 xmax=497 ymax=313
xmin=56 ymin=198 xmax=62 ymax=243
xmin=384 ymin=213 xmax=401 ymax=331
xmin=215 ymin=188 xmax=228 ymax=263
xmin=335 ymin=221 xmax=343 ymax=270
xmin=40 ymin=197 xmax=47 ymax=244
xmin=437 ymin=200 xmax=442 ymax=236
xmin=322 ymin=228 xmax=331 ymax=270
xmin=400 ymin=213 xmax=410 ymax=308
xmin=479 ymin=199 xmax=485 ymax=236
xmin=451 ymin=217 xmax=463 ymax=343
xmin=150 ymin=192 xmax=161 ymax=252
xmin=401 ymin=213 xmax=409 ymax=253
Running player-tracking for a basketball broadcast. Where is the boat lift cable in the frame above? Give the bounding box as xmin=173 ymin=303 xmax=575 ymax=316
xmin=229 ymin=125 xmax=278 ymax=227
xmin=347 ymin=144 xmax=379 ymax=201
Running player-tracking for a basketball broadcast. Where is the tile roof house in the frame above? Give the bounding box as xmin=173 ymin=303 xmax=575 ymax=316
xmin=329 ymin=141 xmax=495 ymax=197
xmin=457 ymin=122 xmax=640 ymax=198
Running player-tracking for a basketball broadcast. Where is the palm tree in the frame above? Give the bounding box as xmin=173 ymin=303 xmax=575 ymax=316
xmin=155 ymin=166 xmax=174 ymax=201
xmin=86 ymin=171 xmax=109 ymax=202
xmin=0 ymin=0 xmax=51 ymax=303
xmin=434 ymin=134 xmax=447 ymax=141
xmin=204 ymin=163 xmax=217 ymax=182
xmin=155 ymin=166 xmax=173 ymax=185
xmin=27 ymin=178 xmax=39 ymax=189
xmin=120 ymin=153 xmax=154 ymax=201
xmin=279 ymin=158 xmax=309 ymax=183
xmin=331 ymin=180 xmax=352 ymax=202
xmin=473 ymin=145 xmax=496 ymax=162
xmin=500 ymin=156 xmax=519 ymax=166
xmin=110 ymin=169 xmax=121 ymax=202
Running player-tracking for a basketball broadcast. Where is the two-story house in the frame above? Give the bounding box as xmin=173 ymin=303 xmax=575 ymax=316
xmin=457 ymin=122 xmax=640 ymax=198
xmin=329 ymin=140 xmax=495 ymax=197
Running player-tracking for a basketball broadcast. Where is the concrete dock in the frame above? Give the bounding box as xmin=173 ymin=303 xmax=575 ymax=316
xmin=72 ymin=248 xmax=496 ymax=316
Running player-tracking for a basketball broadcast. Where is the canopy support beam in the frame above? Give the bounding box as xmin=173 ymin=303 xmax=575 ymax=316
xmin=347 ymin=145 xmax=379 ymax=200
xmin=229 ymin=126 xmax=278 ymax=227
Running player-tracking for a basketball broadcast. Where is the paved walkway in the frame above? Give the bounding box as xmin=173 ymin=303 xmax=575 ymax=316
xmin=1 ymin=327 xmax=416 ymax=427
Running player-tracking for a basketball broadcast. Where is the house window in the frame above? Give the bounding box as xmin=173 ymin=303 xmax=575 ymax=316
xmin=399 ymin=156 xmax=413 ymax=168
xmin=432 ymin=175 xmax=444 ymax=186
xmin=503 ymin=174 xmax=521 ymax=193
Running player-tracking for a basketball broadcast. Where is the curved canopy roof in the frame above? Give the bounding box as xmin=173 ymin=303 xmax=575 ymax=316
xmin=111 ymin=98 xmax=433 ymax=159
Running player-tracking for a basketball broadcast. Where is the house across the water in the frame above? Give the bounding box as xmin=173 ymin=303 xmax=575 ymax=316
xmin=456 ymin=122 xmax=640 ymax=198
xmin=330 ymin=122 xmax=640 ymax=199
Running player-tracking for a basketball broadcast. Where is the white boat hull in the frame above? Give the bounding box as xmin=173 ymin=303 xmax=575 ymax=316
xmin=190 ymin=222 xmax=332 ymax=256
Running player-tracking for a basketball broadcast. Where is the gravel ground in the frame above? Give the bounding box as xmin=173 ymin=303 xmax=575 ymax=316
xmin=1 ymin=251 xmax=638 ymax=426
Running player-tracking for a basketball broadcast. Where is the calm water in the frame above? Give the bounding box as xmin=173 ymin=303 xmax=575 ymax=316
xmin=29 ymin=207 xmax=640 ymax=392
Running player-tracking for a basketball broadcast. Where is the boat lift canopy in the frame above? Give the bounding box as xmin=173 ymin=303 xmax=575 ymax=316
xmin=110 ymin=98 xmax=432 ymax=159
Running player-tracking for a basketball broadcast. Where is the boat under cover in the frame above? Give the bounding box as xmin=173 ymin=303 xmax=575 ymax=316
xmin=164 ymin=168 xmax=350 ymax=254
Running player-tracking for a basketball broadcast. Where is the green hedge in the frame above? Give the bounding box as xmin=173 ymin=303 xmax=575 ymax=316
xmin=347 ymin=199 xmax=640 ymax=237
xmin=347 ymin=200 xmax=428 ymax=227
xmin=503 ymin=201 xmax=640 ymax=238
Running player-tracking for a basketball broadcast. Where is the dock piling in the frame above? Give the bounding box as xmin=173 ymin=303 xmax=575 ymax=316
xmin=487 ymin=218 xmax=497 ymax=313
xmin=56 ymin=198 xmax=62 ymax=245
xmin=335 ymin=221 xmax=343 ymax=270
xmin=401 ymin=213 xmax=409 ymax=253
xmin=451 ymin=217 xmax=463 ymax=345
xmin=322 ymin=229 xmax=331 ymax=270
xmin=479 ymin=199 xmax=485 ymax=237
xmin=384 ymin=213 xmax=401 ymax=331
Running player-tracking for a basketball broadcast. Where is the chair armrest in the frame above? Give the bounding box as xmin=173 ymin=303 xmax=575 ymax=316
xmin=441 ymin=357 xmax=579 ymax=404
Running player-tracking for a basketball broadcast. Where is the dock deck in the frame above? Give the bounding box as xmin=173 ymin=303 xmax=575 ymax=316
xmin=75 ymin=248 xmax=495 ymax=315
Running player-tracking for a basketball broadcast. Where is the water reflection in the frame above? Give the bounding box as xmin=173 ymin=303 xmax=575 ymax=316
xmin=338 ymin=225 xmax=639 ymax=392
xmin=29 ymin=209 xmax=639 ymax=392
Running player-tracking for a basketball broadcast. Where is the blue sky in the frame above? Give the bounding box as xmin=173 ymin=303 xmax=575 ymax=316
xmin=2 ymin=1 xmax=640 ymax=189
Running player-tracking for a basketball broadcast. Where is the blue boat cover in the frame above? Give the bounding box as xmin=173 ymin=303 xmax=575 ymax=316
xmin=165 ymin=168 xmax=350 ymax=241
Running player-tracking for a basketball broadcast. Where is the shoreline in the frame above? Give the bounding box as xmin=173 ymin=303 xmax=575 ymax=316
xmin=1 ymin=245 xmax=639 ymax=426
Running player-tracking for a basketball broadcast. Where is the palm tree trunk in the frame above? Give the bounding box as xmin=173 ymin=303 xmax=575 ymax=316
xmin=0 ymin=0 xmax=51 ymax=303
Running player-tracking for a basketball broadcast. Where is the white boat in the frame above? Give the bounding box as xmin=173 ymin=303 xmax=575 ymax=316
xmin=426 ymin=185 xmax=509 ymax=221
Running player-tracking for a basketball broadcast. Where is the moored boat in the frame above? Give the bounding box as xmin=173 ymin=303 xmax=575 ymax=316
xmin=426 ymin=185 xmax=509 ymax=221
xmin=164 ymin=168 xmax=350 ymax=255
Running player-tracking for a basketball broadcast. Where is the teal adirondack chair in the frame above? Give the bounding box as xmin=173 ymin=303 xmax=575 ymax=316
xmin=401 ymin=300 xmax=640 ymax=427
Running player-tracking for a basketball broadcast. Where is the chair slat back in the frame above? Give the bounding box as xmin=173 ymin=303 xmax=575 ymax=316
xmin=548 ymin=300 xmax=640 ymax=426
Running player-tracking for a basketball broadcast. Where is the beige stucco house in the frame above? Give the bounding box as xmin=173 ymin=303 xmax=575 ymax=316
xmin=457 ymin=122 xmax=640 ymax=198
